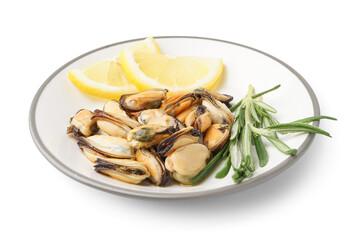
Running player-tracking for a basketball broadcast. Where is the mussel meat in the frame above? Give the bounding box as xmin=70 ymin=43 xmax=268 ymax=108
xmin=175 ymin=104 xmax=198 ymax=123
xmin=103 ymin=100 xmax=129 ymax=117
xmin=165 ymin=143 xmax=211 ymax=185
xmin=67 ymin=109 xmax=99 ymax=137
xmin=204 ymin=124 xmax=230 ymax=153
xmin=194 ymin=88 xmax=233 ymax=105
xmin=138 ymin=109 xmax=183 ymax=130
xmin=157 ymin=127 xmax=200 ymax=157
xmin=136 ymin=148 xmax=169 ymax=186
xmin=202 ymin=95 xmax=233 ymax=125
xmin=120 ymin=88 xmax=168 ymax=112
xmin=185 ymin=105 xmax=212 ymax=133
xmin=161 ymin=93 xmax=197 ymax=116
xmin=92 ymin=110 xmax=131 ymax=138
xmin=102 ymin=100 xmax=141 ymax=127
xmin=127 ymin=124 xmax=177 ymax=148
xmin=77 ymin=135 xmax=134 ymax=161
xmin=94 ymin=158 xmax=150 ymax=184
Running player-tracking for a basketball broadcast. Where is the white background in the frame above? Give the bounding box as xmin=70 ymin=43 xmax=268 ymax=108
xmin=1 ymin=0 xmax=355 ymax=239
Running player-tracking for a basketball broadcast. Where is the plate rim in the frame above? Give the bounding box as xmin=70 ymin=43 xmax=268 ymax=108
xmin=29 ymin=36 xmax=320 ymax=199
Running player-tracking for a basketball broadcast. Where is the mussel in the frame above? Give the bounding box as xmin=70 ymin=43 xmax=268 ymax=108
xmin=202 ymin=95 xmax=233 ymax=125
xmin=127 ymin=124 xmax=177 ymax=148
xmin=136 ymin=148 xmax=169 ymax=186
xmin=67 ymin=109 xmax=99 ymax=137
xmin=161 ymin=93 xmax=197 ymax=116
xmin=94 ymin=158 xmax=150 ymax=184
xmin=120 ymin=89 xmax=168 ymax=112
xmin=175 ymin=104 xmax=198 ymax=123
xmin=102 ymin=100 xmax=130 ymax=118
xmin=92 ymin=110 xmax=131 ymax=138
xmin=165 ymin=143 xmax=211 ymax=185
xmin=77 ymin=135 xmax=134 ymax=162
xmin=194 ymin=88 xmax=233 ymax=105
xmin=138 ymin=109 xmax=183 ymax=130
xmin=102 ymin=100 xmax=141 ymax=127
xmin=157 ymin=127 xmax=200 ymax=157
xmin=185 ymin=105 xmax=212 ymax=133
xmin=204 ymin=124 xmax=230 ymax=153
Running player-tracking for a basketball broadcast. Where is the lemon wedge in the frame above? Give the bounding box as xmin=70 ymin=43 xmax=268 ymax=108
xmin=68 ymin=37 xmax=161 ymax=99
xmin=68 ymin=60 xmax=138 ymax=99
xmin=120 ymin=49 xmax=223 ymax=93
xmin=129 ymin=37 xmax=160 ymax=53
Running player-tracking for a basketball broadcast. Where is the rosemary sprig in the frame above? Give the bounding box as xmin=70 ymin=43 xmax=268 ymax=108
xmin=191 ymin=84 xmax=336 ymax=184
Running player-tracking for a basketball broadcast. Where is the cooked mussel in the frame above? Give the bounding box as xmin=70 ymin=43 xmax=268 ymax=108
xmin=94 ymin=158 xmax=150 ymax=184
xmin=185 ymin=105 xmax=212 ymax=133
xmin=93 ymin=110 xmax=140 ymax=138
xmin=93 ymin=110 xmax=131 ymax=138
xmin=204 ymin=124 xmax=230 ymax=153
xmin=165 ymin=143 xmax=211 ymax=185
xmin=202 ymin=95 xmax=233 ymax=125
xmin=103 ymin=100 xmax=129 ymax=117
xmin=102 ymin=100 xmax=141 ymax=127
xmin=120 ymin=88 xmax=168 ymax=112
xmin=67 ymin=109 xmax=99 ymax=137
xmin=194 ymin=88 xmax=233 ymax=105
xmin=136 ymin=148 xmax=169 ymax=186
xmin=161 ymin=93 xmax=197 ymax=116
xmin=138 ymin=109 xmax=183 ymax=130
xmin=157 ymin=127 xmax=200 ymax=157
xmin=77 ymin=135 xmax=134 ymax=161
xmin=175 ymin=104 xmax=198 ymax=123
xmin=127 ymin=124 xmax=177 ymax=148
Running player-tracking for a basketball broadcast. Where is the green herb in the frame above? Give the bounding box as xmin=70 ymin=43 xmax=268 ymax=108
xmin=191 ymin=84 xmax=336 ymax=184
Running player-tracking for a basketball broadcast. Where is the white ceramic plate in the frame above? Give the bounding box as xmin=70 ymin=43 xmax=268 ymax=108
xmin=29 ymin=36 xmax=319 ymax=199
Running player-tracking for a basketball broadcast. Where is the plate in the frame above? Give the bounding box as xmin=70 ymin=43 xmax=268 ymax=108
xmin=29 ymin=36 xmax=319 ymax=199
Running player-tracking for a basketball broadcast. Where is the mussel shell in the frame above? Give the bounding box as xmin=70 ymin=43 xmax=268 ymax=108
xmin=78 ymin=135 xmax=134 ymax=159
xmin=94 ymin=158 xmax=150 ymax=184
xmin=120 ymin=88 xmax=168 ymax=112
xmin=157 ymin=127 xmax=200 ymax=157
xmin=136 ymin=148 xmax=169 ymax=186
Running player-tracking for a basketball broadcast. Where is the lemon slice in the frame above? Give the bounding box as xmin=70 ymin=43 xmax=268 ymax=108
xmin=68 ymin=60 xmax=138 ymax=99
xmin=120 ymin=49 xmax=223 ymax=93
xmin=129 ymin=37 xmax=160 ymax=53
xmin=115 ymin=37 xmax=160 ymax=63
xmin=69 ymin=37 xmax=161 ymax=99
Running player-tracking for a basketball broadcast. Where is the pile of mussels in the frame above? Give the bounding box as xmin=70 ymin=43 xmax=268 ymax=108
xmin=67 ymin=88 xmax=233 ymax=185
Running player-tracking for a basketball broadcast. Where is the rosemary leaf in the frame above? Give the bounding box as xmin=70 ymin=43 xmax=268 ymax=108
xmin=230 ymin=139 xmax=242 ymax=169
xmin=265 ymin=122 xmax=332 ymax=137
xmin=242 ymin=124 xmax=254 ymax=171
xmin=215 ymin=154 xmax=231 ymax=179
xmin=292 ymin=115 xmax=337 ymax=124
xmin=250 ymin=100 xmax=261 ymax=123
xmin=254 ymin=101 xmax=277 ymax=114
